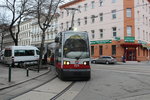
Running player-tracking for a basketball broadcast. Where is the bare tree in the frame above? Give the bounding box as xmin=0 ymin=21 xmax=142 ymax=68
xmin=0 ymin=0 xmax=30 ymax=46
xmin=0 ymin=11 xmax=9 ymax=50
xmin=29 ymin=0 xmax=62 ymax=71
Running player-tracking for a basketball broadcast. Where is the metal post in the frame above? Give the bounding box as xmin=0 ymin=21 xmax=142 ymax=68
xmin=8 ymin=64 xmax=11 ymax=82
xmin=64 ymin=8 xmax=80 ymax=30
xmin=26 ymin=67 xmax=29 ymax=77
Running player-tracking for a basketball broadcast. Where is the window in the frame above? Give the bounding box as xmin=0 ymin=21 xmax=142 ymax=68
xmin=14 ymin=50 xmax=34 ymax=56
xmin=84 ymin=17 xmax=87 ymax=25
xmin=99 ymin=13 xmax=103 ymax=21
xmin=91 ymin=15 xmax=96 ymax=23
xmin=143 ymin=15 xmax=145 ymax=24
xmin=84 ymin=3 xmax=87 ymax=11
xmin=99 ymin=46 xmax=103 ymax=56
xmin=4 ymin=50 xmax=12 ymax=57
xmin=99 ymin=29 xmax=103 ymax=38
xmin=66 ymin=21 xmax=69 ymax=29
xmin=143 ymin=30 xmax=145 ymax=40
xmin=61 ymin=23 xmax=63 ymax=29
xmin=78 ymin=5 xmax=81 ymax=13
xmin=91 ymin=46 xmax=94 ymax=56
xmin=112 ymin=0 xmax=116 ymax=3
xmin=91 ymin=1 xmax=95 ymax=9
xmin=99 ymin=0 xmax=103 ymax=6
xmin=78 ymin=18 xmax=80 ymax=26
xmin=146 ymin=32 xmax=148 ymax=41
xmin=126 ymin=8 xmax=132 ymax=17
xmin=67 ymin=10 xmax=69 ymax=16
xmin=112 ymin=27 xmax=117 ymax=37
xmin=146 ymin=17 xmax=148 ymax=26
xmin=91 ymin=30 xmax=95 ymax=39
xmin=112 ymin=45 xmax=116 ymax=55
xmin=127 ymin=26 xmax=132 ymax=36
xmin=112 ymin=10 xmax=116 ymax=19
xmin=138 ymin=28 xmax=140 ymax=39
xmin=137 ymin=11 xmax=140 ymax=21
xmin=36 ymin=50 xmax=40 ymax=55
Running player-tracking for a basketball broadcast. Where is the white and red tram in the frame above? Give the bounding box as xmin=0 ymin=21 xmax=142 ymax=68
xmin=54 ymin=31 xmax=91 ymax=80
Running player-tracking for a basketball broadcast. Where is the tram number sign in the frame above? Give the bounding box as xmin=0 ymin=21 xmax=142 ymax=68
xmin=74 ymin=61 xmax=79 ymax=67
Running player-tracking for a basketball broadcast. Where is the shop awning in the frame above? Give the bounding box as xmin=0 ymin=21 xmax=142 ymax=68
xmin=121 ymin=43 xmax=141 ymax=47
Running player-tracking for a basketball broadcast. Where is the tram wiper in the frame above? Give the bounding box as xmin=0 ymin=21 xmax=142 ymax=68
xmin=76 ymin=57 xmax=80 ymax=60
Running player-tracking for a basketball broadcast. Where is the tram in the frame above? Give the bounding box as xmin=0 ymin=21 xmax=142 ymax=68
xmin=54 ymin=31 xmax=91 ymax=80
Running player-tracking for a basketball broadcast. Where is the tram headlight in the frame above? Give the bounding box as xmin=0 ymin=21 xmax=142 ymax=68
xmin=83 ymin=61 xmax=89 ymax=65
xmin=64 ymin=61 xmax=70 ymax=65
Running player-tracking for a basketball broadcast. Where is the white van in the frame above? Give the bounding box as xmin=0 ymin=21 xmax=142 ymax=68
xmin=4 ymin=46 xmax=40 ymax=65
xmin=0 ymin=50 xmax=4 ymax=63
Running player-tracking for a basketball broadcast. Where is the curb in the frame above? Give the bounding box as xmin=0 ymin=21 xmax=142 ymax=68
xmin=0 ymin=69 xmax=50 ymax=91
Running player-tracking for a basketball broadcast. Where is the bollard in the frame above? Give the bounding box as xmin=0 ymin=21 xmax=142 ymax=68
xmin=26 ymin=67 xmax=29 ymax=77
xmin=8 ymin=64 xmax=11 ymax=82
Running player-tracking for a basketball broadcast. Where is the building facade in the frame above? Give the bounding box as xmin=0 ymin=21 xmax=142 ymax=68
xmin=58 ymin=0 xmax=150 ymax=61
xmin=18 ymin=18 xmax=32 ymax=46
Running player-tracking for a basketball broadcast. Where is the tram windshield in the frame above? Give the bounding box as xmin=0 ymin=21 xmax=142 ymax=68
xmin=63 ymin=32 xmax=90 ymax=59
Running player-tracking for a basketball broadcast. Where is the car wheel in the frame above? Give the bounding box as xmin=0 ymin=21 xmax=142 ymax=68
xmin=106 ymin=61 xmax=109 ymax=64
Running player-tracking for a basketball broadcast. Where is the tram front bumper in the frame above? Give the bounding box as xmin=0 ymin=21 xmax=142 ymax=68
xmin=61 ymin=69 xmax=91 ymax=78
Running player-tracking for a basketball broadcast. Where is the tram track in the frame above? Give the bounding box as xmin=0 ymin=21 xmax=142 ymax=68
xmin=0 ymin=68 xmax=57 ymax=100
xmin=50 ymin=81 xmax=75 ymax=100
xmin=11 ymin=77 xmax=76 ymax=100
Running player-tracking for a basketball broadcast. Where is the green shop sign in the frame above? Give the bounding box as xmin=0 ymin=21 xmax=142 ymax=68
xmin=90 ymin=40 xmax=112 ymax=45
xmin=115 ymin=37 xmax=120 ymax=41
xmin=138 ymin=40 xmax=147 ymax=44
xmin=124 ymin=37 xmax=135 ymax=42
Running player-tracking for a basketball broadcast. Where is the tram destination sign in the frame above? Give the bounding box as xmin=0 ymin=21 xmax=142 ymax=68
xmin=90 ymin=40 xmax=112 ymax=45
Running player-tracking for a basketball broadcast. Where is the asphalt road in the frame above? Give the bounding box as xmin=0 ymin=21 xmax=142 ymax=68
xmin=73 ymin=62 xmax=150 ymax=100
xmin=4 ymin=62 xmax=150 ymax=100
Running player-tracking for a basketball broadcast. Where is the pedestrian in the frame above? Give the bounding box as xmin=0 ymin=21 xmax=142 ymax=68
xmin=44 ymin=53 xmax=47 ymax=64
xmin=122 ymin=56 xmax=126 ymax=63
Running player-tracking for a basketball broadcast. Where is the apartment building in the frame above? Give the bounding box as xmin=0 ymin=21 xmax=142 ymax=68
xmin=30 ymin=17 xmax=58 ymax=56
xmin=58 ymin=0 xmax=150 ymax=61
xmin=18 ymin=18 xmax=32 ymax=46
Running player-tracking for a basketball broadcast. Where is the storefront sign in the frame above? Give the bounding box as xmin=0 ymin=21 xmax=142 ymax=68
xmin=90 ymin=40 xmax=112 ymax=45
xmin=115 ymin=37 xmax=120 ymax=41
xmin=138 ymin=40 xmax=147 ymax=44
xmin=124 ymin=37 xmax=135 ymax=42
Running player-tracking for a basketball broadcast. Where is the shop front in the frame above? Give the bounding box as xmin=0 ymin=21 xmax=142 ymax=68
xmin=121 ymin=43 xmax=141 ymax=61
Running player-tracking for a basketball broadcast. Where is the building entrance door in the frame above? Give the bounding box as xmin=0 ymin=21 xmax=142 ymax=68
xmin=125 ymin=48 xmax=136 ymax=61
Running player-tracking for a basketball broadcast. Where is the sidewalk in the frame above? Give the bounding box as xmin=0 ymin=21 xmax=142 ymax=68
xmin=117 ymin=61 xmax=150 ymax=65
xmin=0 ymin=64 xmax=50 ymax=90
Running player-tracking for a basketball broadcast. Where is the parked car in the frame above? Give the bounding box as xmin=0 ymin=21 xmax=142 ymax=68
xmin=91 ymin=56 xmax=117 ymax=64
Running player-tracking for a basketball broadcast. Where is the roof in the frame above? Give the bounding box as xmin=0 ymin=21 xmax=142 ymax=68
xmin=5 ymin=46 xmax=39 ymax=50
xmin=59 ymin=0 xmax=85 ymax=9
